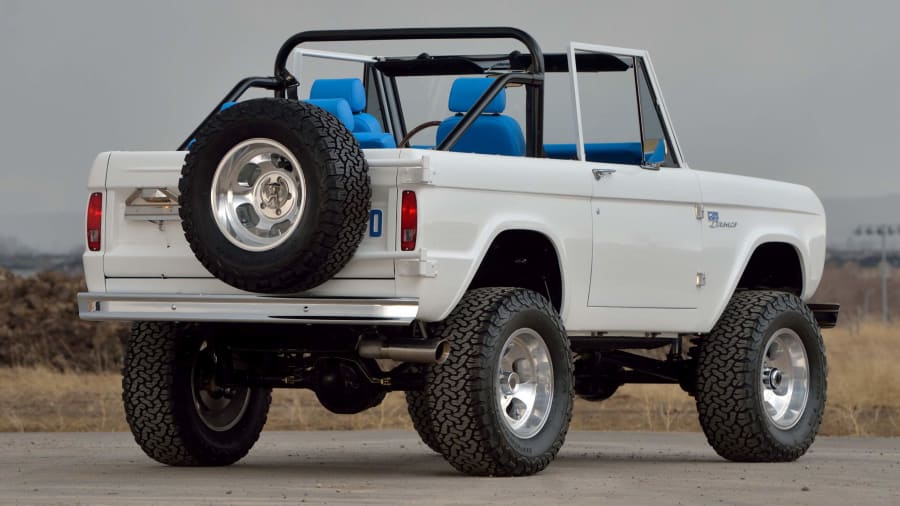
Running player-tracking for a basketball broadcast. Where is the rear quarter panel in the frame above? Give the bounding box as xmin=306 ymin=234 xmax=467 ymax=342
xmin=396 ymin=150 xmax=593 ymax=323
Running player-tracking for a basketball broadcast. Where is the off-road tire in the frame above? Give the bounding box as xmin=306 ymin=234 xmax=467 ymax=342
xmin=695 ymin=290 xmax=827 ymax=462
xmin=123 ymin=321 xmax=271 ymax=466
xmin=179 ymin=98 xmax=370 ymax=294
xmin=420 ymin=287 xmax=574 ymax=476
xmin=405 ymin=389 xmax=441 ymax=453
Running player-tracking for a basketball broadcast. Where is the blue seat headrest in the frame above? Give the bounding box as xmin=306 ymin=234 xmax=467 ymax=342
xmin=306 ymin=98 xmax=354 ymax=131
xmin=448 ymin=78 xmax=506 ymax=114
xmin=309 ymin=78 xmax=367 ymax=113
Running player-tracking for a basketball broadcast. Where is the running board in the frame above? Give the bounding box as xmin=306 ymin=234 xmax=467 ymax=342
xmin=77 ymin=292 xmax=418 ymax=325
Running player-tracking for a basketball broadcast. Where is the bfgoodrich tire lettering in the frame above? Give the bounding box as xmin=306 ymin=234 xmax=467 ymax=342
xmin=419 ymin=287 xmax=574 ymax=476
xmin=695 ymin=290 xmax=827 ymax=462
xmin=178 ymin=98 xmax=370 ymax=294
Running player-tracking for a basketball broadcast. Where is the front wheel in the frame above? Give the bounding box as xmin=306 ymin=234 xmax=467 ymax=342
xmin=695 ymin=290 xmax=827 ymax=462
xmin=421 ymin=287 xmax=574 ymax=476
xmin=122 ymin=322 xmax=271 ymax=466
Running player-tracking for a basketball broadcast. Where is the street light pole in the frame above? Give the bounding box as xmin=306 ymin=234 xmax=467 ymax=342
xmin=855 ymin=224 xmax=897 ymax=324
xmin=881 ymin=231 xmax=888 ymax=324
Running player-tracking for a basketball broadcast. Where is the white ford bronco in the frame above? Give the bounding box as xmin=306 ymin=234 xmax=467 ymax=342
xmin=78 ymin=27 xmax=839 ymax=476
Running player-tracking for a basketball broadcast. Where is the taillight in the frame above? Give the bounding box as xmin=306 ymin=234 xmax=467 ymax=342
xmin=86 ymin=192 xmax=102 ymax=251
xmin=400 ymin=190 xmax=417 ymax=251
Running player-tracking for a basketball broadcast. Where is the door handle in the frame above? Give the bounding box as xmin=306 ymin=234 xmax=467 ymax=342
xmin=592 ymin=168 xmax=617 ymax=180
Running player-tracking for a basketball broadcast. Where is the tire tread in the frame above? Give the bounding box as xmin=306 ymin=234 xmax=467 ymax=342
xmin=695 ymin=290 xmax=826 ymax=462
xmin=422 ymin=287 xmax=573 ymax=476
xmin=122 ymin=321 xmax=270 ymax=466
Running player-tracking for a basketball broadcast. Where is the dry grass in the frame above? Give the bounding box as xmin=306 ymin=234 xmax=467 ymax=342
xmin=0 ymin=367 xmax=124 ymax=432
xmin=1 ymin=321 xmax=897 ymax=435
xmin=820 ymin=321 xmax=900 ymax=435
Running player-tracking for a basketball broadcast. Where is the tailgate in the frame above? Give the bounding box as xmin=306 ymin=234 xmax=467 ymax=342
xmin=101 ymin=151 xmax=397 ymax=280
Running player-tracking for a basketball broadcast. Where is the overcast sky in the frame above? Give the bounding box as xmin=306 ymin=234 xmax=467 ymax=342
xmin=1 ymin=0 xmax=898 ymax=251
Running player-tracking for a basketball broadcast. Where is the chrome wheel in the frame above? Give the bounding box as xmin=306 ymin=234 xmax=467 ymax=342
xmin=191 ymin=341 xmax=251 ymax=432
xmin=496 ymin=328 xmax=554 ymax=439
xmin=761 ymin=328 xmax=809 ymax=430
xmin=210 ymin=138 xmax=307 ymax=252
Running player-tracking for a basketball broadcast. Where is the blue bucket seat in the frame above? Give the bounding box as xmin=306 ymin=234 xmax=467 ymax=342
xmin=435 ymin=78 xmax=525 ymax=156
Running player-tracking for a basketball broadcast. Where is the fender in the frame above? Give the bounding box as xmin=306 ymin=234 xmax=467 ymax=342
xmin=406 ymin=193 xmax=593 ymax=323
xmin=441 ymin=220 xmax=571 ymax=322
xmin=701 ymin=232 xmax=815 ymax=333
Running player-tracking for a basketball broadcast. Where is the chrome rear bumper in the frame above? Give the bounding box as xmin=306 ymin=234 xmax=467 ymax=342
xmin=77 ymin=292 xmax=418 ymax=325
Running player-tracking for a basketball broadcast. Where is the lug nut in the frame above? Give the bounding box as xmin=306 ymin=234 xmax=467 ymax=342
xmin=763 ymin=367 xmax=783 ymax=390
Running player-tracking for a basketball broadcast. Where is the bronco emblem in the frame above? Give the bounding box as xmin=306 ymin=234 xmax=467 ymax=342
xmin=708 ymin=210 xmax=738 ymax=228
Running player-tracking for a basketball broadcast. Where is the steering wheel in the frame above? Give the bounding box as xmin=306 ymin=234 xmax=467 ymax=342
xmin=398 ymin=121 xmax=442 ymax=148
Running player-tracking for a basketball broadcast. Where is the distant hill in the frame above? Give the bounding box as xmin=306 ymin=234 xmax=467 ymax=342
xmin=0 ymin=253 xmax=82 ymax=276
xmin=822 ymin=194 xmax=900 ymax=249
xmin=0 ymin=211 xmax=83 ymax=254
xmin=0 ymin=241 xmax=82 ymax=275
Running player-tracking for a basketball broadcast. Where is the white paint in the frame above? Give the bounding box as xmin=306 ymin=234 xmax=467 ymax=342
xmin=80 ymin=44 xmax=828 ymax=335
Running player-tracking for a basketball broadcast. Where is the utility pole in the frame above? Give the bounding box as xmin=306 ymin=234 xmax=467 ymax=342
xmin=881 ymin=230 xmax=888 ymax=324
xmin=855 ymin=224 xmax=897 ymax=324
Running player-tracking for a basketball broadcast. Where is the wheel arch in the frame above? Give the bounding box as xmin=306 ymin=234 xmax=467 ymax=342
xmin=433 ymin=225 xmax=569 ymax=322
xmin=467 ymin=229 xmax=564 ymax=311
xmin=736 ymin=241 xmax=804 ymax=296
xmin=703 ymin=235 xmax=810 ymax=333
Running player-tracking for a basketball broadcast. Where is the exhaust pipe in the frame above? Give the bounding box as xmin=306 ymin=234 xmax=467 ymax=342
xmin=358 ymin=338 xmax=450 ymax=364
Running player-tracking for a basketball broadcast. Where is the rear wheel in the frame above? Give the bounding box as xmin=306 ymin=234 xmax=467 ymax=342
xmin=695 ymin=290 xmax=826 ymax=461
xmin=123 ymin=322 xmax=271 ymax=466
xmin=405 ymin=389 xmax=441 ymax=453
xmin=420 ymin=288 xmax=573 ymax=476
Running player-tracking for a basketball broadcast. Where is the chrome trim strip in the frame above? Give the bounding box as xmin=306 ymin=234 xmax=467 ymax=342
xmin=77 ymin=292 xmax=418 ymax=325
xmin=366 ymin=156 xmax=427 ymax=169
xmin=353 ymin=249 xmax=422 ymax=260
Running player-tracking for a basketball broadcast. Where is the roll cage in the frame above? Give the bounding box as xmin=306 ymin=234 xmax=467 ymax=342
xmin=177 ymin=26 xmax=678 ymax=165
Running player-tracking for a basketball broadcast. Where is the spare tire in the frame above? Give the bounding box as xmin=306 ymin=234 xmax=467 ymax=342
xmin=178 ymin=98 xmax=370 ymax=293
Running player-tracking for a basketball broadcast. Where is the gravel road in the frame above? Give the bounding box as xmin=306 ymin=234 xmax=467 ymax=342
xmin=1 ymin=431 xmax=898 ymax=505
